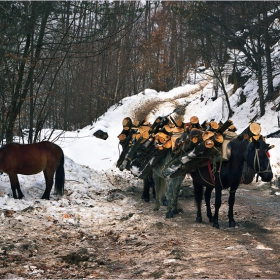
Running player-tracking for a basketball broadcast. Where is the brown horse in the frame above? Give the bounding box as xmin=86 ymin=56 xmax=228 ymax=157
xmin=0 ymin=141 xmax=65 ymax=200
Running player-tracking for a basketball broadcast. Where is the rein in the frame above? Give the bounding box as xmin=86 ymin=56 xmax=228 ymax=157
xmin=253 ymin=148 xmax=272 ymax=182
xmin=242 ymin=143 xmax=272 ymax=183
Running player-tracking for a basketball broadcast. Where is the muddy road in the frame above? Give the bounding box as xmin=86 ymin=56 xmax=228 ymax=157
xmin=0 ymin=176 xmax=280 ymax=279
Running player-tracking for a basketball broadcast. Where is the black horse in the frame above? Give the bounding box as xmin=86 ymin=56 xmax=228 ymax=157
xmin=191 ymin=136 xmax=273 ymax=228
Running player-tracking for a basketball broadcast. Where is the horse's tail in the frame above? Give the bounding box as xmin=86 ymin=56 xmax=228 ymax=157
xmin=55 ymin=151 xmax=65 ymax=196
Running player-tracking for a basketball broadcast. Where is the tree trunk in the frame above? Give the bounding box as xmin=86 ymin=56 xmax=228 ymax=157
xmin=6 ymin=2 xmax=52 ymax=143
xmin=257 ymin=13 xmax=265 ymax=116
xmin=263 ymin=4 xmax=274 ymax=100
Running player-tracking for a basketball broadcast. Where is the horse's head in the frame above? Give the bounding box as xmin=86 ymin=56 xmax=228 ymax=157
xmin=247 ymin=136 xmax=273 ymax=182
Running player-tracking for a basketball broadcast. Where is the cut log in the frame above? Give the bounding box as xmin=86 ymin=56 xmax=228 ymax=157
xmin=238 ymin=122 xmax=261 ymax=140
xmin=149 ymin=117 xmax=170 ymax=135
xmin=118 ymin=134 xmax=126 ymax=141
xmin=117 ymin=129 xmax=134 ymax=168
xmin=175 ymin=119 xmax=183 ymax=127
xmin=163 ymin=125 xmax=184 ymax=135
xmin=155 ymin=145 xmax=164 ymax=150
xmin=137 ymin=126 xmax=150 ymax=134
xmin=214 ymin=133 xmax=224 ymax=145
xmin=250 ymin=122 xmax=261 ymax=135
xmin=209 ymin=121 xmax=219 ymax=131
xmin=202 ymin=131 xmax=215 ymax=141
xmin=163 ymin=140 xmax=172 ymax=149
xmin=141 ymin=130 xmax=150 ymax=140
xmin=170 ymin=127 xmax=184 ymax=134
xmin=216 ymin=119 xmax=233 ymax=134
xmin=184 ymin=122 xmax=192 ymax=131
xmin=188 ymin=128 xmax=202 ymax=143
xmin=118 ymin=125 xmax=133 ymax=141
xmin=155 ymin=132 xmax=171 ymax=141
xmin=190 ymin=116 xmax=199 ymax=125
xmin=169 ymin=116 xmax=184 ymax=128
xmin=122 ymin=117 xmax=133 ymax=128
xmin=204 ymin=139 xmax=214 ymax=149
xmin=228 ymin=125 xmax=237 ymax=132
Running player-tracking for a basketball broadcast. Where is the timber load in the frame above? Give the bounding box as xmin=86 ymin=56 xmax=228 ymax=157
xmin=116 ymin=115 xmax=262 ymax=179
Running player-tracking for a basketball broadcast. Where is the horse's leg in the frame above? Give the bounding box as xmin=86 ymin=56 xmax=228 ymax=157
xmin=228 ymin=187 xmax=237 ymax=227
xmin=162 ymin=195 xmax=168 ymax=206
xmin=164 ymin=176 xmax=184 ymax=218
xmin=153 ymin=172 xmax=165 ymax=211
xmin=9 ymin=174 xmax=24 ymax=199
xmin=141 ymin=178 xmax=151 ymax=202
xmin=204 ymin=187 xmax=214 ymax=223
xmin=170 ymin=176 xmax=184 ymax=215
xmin=152 ymin=180 xmax=156 ymax=199
xmin=212 ymin=184 xmax=222 ymax=229
xmin=41 ymin=169 xmax=54 ymax=200
xmin=193 ymin=181 xmax=203 ymax=223
xmin=141 ymin=171 xmax=156 ymax=202
xmin=165 ymin=176 xmax=174 ymax=218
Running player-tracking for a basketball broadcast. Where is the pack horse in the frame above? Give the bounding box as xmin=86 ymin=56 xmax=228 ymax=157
xmin=0 ymin=141 xmax=65 ymax=200
xmin=117 ymin=115 xmax=274 ymax=228
xmin=191 ymin=135 xmax=273 ymax=228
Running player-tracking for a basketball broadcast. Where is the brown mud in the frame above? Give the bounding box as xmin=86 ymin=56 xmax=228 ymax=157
xmin=0 ymin=177 xmax=280 ymax=279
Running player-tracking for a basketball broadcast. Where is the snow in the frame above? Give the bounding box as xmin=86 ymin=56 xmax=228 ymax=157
xmin=1 ymin=60 xmax=280 ymax=221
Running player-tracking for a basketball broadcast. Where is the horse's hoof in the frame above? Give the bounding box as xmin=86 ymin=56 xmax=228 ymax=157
xmin=196 ymin=217 xmax=202 ymax=223
xmin=162 ymin=200 xmax=168 ymax=206
xmin=229 ymin=220 xmax=236 ymax=227
xmin=154 ymin=207 xmax=159 ymax=211
xmin=141 ymin=196 xmax=150 ymax=202
xmin=166 ymin=212 xmax=174 ymax=219
xmin=173 ymin=208 xmax=183 ymax=215
xmin=212 ymin=222 xmax=220 ymax=229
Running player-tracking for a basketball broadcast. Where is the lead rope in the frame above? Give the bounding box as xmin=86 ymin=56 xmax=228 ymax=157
xmin=253 ymin=149 xmax=272 ymax=182
xmin=198 ymin=164 xmax=215 ymax=186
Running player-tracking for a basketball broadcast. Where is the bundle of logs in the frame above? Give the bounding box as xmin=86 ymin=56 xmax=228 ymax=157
xmin=116 ymin=114 xmax=262 ymax=179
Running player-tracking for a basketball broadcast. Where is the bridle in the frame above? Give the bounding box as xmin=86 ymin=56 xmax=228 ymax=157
xmin=251 ymin=146 xmax=272 ymax=182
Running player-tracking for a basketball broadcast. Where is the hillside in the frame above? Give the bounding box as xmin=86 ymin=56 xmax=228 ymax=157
xmin=1 ymin=47 xmax=280 ymax=278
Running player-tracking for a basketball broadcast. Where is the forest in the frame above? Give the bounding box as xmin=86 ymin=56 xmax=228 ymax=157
xmin=0 ymin=1 xmax=280 ymax=144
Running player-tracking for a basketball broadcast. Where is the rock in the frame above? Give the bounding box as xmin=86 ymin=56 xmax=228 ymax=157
xmin=93 ymin=130 xmax=108 ymax=140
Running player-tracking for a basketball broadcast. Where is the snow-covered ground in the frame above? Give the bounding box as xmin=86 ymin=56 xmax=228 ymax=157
xmin=1 ymin=68 xmax=280 ymax=222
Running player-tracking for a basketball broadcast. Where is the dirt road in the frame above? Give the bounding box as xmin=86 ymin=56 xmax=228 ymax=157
xmin=0 ymin=177 xmax=280 ymax=279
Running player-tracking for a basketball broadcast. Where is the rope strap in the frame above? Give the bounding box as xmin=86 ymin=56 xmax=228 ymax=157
xmin=207 ymin=159 xmax=215 ymax=185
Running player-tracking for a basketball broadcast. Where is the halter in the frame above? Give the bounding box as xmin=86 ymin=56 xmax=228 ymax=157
xmin=253 ymin=148 xmax=272 ymax=182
